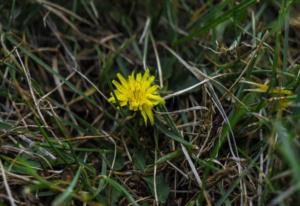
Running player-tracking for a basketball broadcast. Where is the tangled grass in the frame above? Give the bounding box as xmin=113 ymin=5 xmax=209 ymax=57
xmin=1 ymin=0 xmax=300 ymax=205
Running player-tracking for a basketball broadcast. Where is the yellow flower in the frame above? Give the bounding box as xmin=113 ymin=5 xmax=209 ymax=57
xmin=242 ymin=80 xmax=294 ymax=109
xmin=108 ymin=69 xmax=164 ymax=125
xmin=252 ymin=83 xmax=292 ymax=95
xmin=242 ymin=80 xmax=292 ymax=95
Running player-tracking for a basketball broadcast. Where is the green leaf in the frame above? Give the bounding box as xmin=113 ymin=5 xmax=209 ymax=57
xmin=276 ymin=121 xmax=300 ymax=185
xmin=156 ymin=122 xmax=194 ymax=148
xmin=144 ymin=174 xmax=170 ymax=204
xmin=155 ymin=150 xmax=181 ymax=165
xmin=132 ymin=150 xmax=146 ymax=171
xmin=52 ymin=166 xmax=82 ymax=206
xmin=103 ymin=176 xmax=140 ymax=206
xmin=0 ymin=121 xmax=12 ymax=129
xmin=177 ymin=0 xmax=257 ymax=44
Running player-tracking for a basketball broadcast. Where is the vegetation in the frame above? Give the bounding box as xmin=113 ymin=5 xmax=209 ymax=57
xmin=1 ymin=0 xmax=300 ymax=205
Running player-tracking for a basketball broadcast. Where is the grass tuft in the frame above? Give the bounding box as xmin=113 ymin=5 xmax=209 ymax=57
xmin=1 ymin=0 xmax=300 ymax=205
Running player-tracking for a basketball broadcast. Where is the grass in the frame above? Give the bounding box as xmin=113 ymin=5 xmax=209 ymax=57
xmin=1 ymin=0 xmax=300 ymax=205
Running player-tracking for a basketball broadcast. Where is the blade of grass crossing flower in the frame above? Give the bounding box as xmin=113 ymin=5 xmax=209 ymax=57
xmin=107 ymin=79 xmax=140 ymax=142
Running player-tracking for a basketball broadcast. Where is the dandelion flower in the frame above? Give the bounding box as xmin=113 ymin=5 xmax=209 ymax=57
xmin=242 ymin=80 xmax=294 ymax=109
xmin=242 ymin=81 xmax=292 ymax=95
xmin=108 ymin=69 xmax=164 ymax=125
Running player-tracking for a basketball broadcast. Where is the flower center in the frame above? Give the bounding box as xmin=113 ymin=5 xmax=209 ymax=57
xmin=129 ymin=83 xmax=145 ymax=110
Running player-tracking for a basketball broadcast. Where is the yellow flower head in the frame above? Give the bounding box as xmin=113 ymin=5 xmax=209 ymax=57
xmin=108 ymin=69 xmax=164 ymax=125
xmin=242 ymin=80 xmax=294 ymax=110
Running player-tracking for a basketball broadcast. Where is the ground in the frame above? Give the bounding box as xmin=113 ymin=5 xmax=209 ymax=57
xmin=1 ymin=0 xmax=300 ymax=205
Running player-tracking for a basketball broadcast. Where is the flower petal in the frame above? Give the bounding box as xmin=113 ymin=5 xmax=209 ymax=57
xmin=136 ymin=73 xmax=142 ymax=82
xmin=117 ymin=73 xmax=128 ymax=86
xmin=140 ymin=110 xmax=148 ymax=125
xmin=112 ymin=80 xmax=126 ymax=92
xmin=108 ymin=95 xmax=116 ymax=103
xmin=143 ymin=105 xmax=154 ymax=125
xmin=142 ymin=69 xmax=150 ymax=81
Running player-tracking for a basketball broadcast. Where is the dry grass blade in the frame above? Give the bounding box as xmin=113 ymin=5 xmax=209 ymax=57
xmin=180 ymin=143 xmax=202 ymax=188
xmin=0 ymin=160 xmax=17 ymax=206
xmin=2 ymin=1 xmax=299 ymax=205
xmin=150 ymin=33 xmax=163 ymax=88
xmin=36 ymin=0 xmax=93 ymax=26
xmin=163 ymin=74 xmax=223 ymax=100
xmin=161 ymin=42 xmax=246 ymax=204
